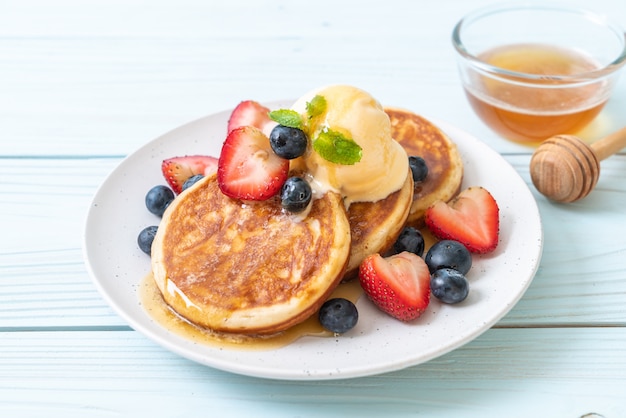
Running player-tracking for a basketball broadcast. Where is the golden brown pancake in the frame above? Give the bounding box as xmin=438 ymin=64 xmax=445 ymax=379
xmin=344 ymin=169 xmax=413 ymax=279
xmin=151 ymin=174 xmax=351 ymax=335
xmin=344 ymin=109 xmax=462 ymax=277
xmin=385 ymin=108 xmax=464 ymax=226
xmin=150 ymin=107 xmax=462 ymax=336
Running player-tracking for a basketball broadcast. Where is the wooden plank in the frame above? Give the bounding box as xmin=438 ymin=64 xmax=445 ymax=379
xmin=0 ymin=158 xmax=125 ymax=328
xmin=2 ymin=0 xmax=625 ymax=157
xmin=1 ymin=156 xmax=625 ymax=329
xmin=0 ymin=328 xmax=624 ymax=416
xmin=499 ymin=157 xmax=626 ymax=326
xmin=1 ymin=1 xmax=625 ymax=415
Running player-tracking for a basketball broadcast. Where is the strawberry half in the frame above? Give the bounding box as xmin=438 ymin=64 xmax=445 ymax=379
xmin=161 ymin=155 xmax=218 ymax=194
xmin=425 ymin=186 xmax=500 ymax=254
xmin=359 ymin=252 xmax=431 ymax=322
xmin=217 ymin=125 xmax=289 ymax=201
xmin=227 ymin=100 xmax=276 ymax=135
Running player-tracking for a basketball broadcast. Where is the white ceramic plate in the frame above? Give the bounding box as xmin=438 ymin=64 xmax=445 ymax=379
xmin=83 ymin=101 xmax=543 ymax=380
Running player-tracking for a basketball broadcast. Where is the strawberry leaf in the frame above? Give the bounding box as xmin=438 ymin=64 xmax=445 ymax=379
xmin=312 ymin=129 xmax=362 ymax=165
xmin=268 ymin=109 xmax=303 ymax=129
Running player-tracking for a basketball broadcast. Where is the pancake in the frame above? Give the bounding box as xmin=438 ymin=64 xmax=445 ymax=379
xmin=344 ymin=109 xmax=462 ymax=277
xmin=344 ymin=169 xmax=413 ymax=279
xmin=151 ymin=174 xmax=351 ymax=335
xmin=150 ymin=107 xmax=461 ymax=335
xmin=385 ymin=108 xmax=464 ymax=226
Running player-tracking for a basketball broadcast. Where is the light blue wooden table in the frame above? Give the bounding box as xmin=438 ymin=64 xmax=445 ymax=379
xmin=1 ymin=0 xmax=625 ymax=416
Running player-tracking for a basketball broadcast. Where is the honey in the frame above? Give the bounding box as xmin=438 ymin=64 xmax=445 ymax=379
xmin=139 ymin=273 xmax=364 ymax=351
xmin=464 ymin=43 xmax=607 ymax=144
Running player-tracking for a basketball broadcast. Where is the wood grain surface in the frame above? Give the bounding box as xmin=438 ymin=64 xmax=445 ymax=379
xmin=1 ymin=0 xmax=625 ymax=416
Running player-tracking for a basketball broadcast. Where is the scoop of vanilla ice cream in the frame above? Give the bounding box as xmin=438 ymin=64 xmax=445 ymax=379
xmin=291 ymin=85 xmax=408 ymax=206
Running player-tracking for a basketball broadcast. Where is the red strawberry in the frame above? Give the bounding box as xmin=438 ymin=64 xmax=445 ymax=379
xmin=425 ymin=186 xmax=499 ymax=254
xmin=227 ymin=100 xmax=276 ymax=135
xmin=359 ymin=252 xmax=431 ymax=322
xmin=217 ymin=125 xmax=289 ymax=201
xmin=161 ymin=155 xmax=218 ymax=194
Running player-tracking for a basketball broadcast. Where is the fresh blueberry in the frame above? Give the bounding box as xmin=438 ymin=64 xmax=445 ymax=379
xmin=280 ymin=177 xmax=312 ymax=213
xmin=145 ymin=185 xmax=175 ymax=217
xmin=430 ymin=268 xmax=469 ymax=304
xmin=425 ymin=240 xmax=472 ymax=274
xmin=269 ymin=125 xmax=308 ymax=159
xmin=137 ymin=225 xmax=158 ymax=255
xmin=392 ymin=226 xmax=425 ymax=257
xmin=408 ymin=156 xmax=428 ymax=183
xmin=182 ymin=174 xmax=204 ymax=192
xmin=318 ymin=298 xmax=358 ymax=334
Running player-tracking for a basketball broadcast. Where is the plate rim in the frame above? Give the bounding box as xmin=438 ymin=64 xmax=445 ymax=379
xmin=83 ymin=103 xmax=543 ymax=380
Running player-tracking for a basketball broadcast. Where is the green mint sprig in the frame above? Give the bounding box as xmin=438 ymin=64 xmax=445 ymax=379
xmin=312 ymin=129 xmax=362 ymax=165
xmin=306 ymin=95 xmax=326 ymax=119
xmin=268 ymin=94 xmax=362 ymax=165
xmin=268 ymin=109 xmax=303 ymax=129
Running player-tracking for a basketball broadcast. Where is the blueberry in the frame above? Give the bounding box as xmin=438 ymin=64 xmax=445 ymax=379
xmin=318 ymin=298 xmax=358 ymax=334
xmin=138 ymin=225 xmax=158 ymax=255
xmin=280 ymin=177 xmax=312 ymax=213
xmin=145 ymin=185 xmax=175 ymax=217
xmin=269 ymin=125 xmax=308 ymax=159
xmin=430 ymin=268 xmax=469 ymax=304
xmin=182 ymin=174 xmax=204 ymax=192
xmin=408 ymin=156 xmax=428 ymax=182
xmin=392 ymin=226 xmax=425 ymax=257
xmin=425 ymin=240 xmax=472 ymax=274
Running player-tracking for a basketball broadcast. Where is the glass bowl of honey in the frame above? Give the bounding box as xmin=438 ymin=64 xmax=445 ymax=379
xmin=452 ymin=2 xmax=626 ymax=145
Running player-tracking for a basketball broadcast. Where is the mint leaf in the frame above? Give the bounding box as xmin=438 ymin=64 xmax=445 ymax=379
xmin=312 ymin=129 xmax=362 ymax=165
xmin=269 ymin=109 xmax=303 ymax=129
xmin=306 ymin=95 xmax=326 ymax=119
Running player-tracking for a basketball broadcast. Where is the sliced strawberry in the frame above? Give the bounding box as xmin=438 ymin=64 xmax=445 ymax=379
xmin=227 ymin=100 xmax=276 ymax=135
xmin=217 ymin=125 xmax=289 ymax=201
xmin=161 ymin=155 xmax=218 ymax=194
xmin=425 ymin=186 xmax=499 ymax=254
xmin=359 ymin=252 xmax=431 ymax=322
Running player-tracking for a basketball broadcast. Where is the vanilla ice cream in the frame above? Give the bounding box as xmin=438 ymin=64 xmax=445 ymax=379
xmin=291 ymin=85 xmax=408 ymax=206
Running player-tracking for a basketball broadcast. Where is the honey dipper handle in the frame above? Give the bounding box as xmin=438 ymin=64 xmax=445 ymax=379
xmin=591 ymin=126 xmax=626 ymax=161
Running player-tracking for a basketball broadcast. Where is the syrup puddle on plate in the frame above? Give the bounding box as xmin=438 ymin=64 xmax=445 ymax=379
xmin=139 ymin=273 xmax=364 ymax=351
xmin=138 ymin=227 xmax=438 ymax=351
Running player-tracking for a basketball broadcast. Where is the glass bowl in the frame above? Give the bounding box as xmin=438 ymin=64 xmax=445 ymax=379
xmin=452 ymin=2 xmax=626 ymax=144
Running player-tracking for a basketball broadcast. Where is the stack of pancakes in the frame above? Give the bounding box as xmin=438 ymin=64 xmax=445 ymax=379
xmin=151 ymin=108 xmax=463 ymax=335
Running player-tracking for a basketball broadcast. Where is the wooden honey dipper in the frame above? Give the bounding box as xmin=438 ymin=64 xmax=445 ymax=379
xmin=529 ymin=127 xmax=626 ymax=203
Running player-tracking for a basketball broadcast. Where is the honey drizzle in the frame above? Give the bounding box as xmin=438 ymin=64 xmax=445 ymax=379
xmin=139 ymin=273 xmax=363 ymax=351
xmin=466 ymin=43 xmax=606 ymax=144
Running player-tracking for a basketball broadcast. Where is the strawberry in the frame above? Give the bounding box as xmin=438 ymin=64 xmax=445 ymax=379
xmin=425 ymin=186 xmax=499 ymax=254
xmin=161 ymin=155 xmax=218 ymax=194
xmin=227 ymin=100 xmax=276 ymax=135
xmin=358 ymin=252 xmax=431 ymax=322
xmin=217 ymin=125 xmax=289 ymax=201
